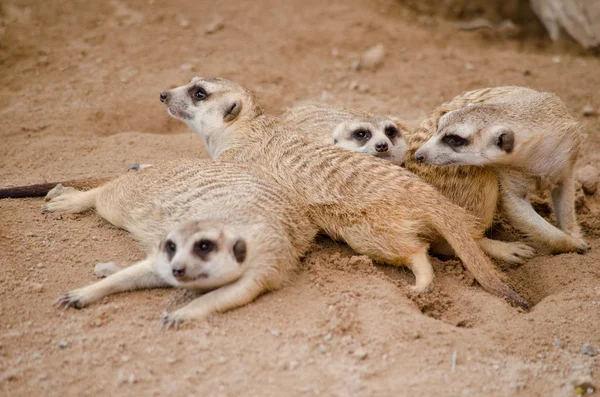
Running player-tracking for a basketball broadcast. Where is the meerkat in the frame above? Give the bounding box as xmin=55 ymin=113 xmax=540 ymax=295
xmin=44 ymin=159 xmax=318 ymax=326
xmin=281 ymin=102 xmax=408 ymax=164
xmin=414 ymin=86 xmax=586 ymax=254
xmin=281 ymin=102 xmax=534 ymax=264
xmin=158 ymin=77 xmax=530 ymax=309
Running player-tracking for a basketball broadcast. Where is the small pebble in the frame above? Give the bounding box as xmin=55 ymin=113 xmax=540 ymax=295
xmin=179 ymin=19 xmax=189 ymax=28
xmin=352 ymin=348 xmax=368 ymax=360
xmin=576 ymin=165 xmax=599 ymax=195
xmin=180 ymin=63 xmax=193 ymax=72
xmin=268 ymin=329 xmax=280 ymax=337
xmin=58 ymin=339 xmax=69 ymax=349
xmin=581 ymin=343 xmax=598 ymax=357
xmin=552 ymin=56 xmax=561 ymax=63
xmin=350 ymin=59 xmax=360 ymax=71
xmin=553 ymin=338 xmax=565 ymax=348
xmin=359 ymin=43 xmax=385 ymax=71
xmin=582 ymin=105 xmax=598 ymax=117
xmin=36 ymin=263 xmax=44 ymax=269
xmin=205 ymin=19 xmax=224 ymax=35
xmin=465 ymin=63 xmax=475 ymax=71
xmin=349 ymin=81 xmax=358 ymax=90
xmin=323 ymin=333 xmax=332 ymax=342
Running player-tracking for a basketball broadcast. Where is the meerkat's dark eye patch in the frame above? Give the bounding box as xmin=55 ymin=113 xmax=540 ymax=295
xmin=164 ymin=239 xmax=177 ymax=261
xmin=232 ymin=239 xmax=247 ymax=263
xmin=442 ymin=134 xmax=469 ymax=148
xmin=193 ymin=239 xmax=215 ymax=260
xmin=384 ymin=125 xmax=399 ymax=139
xmin=188 ymin=86 xmax=208 ymax=102
xmin=352 ymin=129 xmax=372 ymax=141
xmin=496 ymin=130 xmax=515 ymax=153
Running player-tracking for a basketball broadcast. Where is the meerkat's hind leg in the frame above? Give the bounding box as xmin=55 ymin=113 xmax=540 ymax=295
xmin=408 ymin=247 xmax=435 ymax=293
xmin=161 ymin=272 xmax=266 ymax=329
xmin=42 ymin=184 xmax=103 ymax=214
xmin=477 ymin=237 xmax=536 ymax=264
xmin=56 ymin=258 xmax=168 ymax=309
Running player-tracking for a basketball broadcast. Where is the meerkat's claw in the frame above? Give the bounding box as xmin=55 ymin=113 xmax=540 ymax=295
xmin=160 ymin=312 xmax=184 ymax=330
xmin=55 ymin=292 xmax=84 ymax=309
xmin=127 ymin=163 xmax=153 ymax=172
xmin=410 ymin=283 xmax=435 ymax=294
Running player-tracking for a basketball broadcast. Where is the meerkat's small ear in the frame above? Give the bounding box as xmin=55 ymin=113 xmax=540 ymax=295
xmin=437 ymin=109 xmax=458 ymax=131
xmin=232 ymin=239 xmax=247 ymax=263
xmin=223 ymin=100 xmax=242 ymax=122
xmin=496 ymin=129 xmax=515 ymax=153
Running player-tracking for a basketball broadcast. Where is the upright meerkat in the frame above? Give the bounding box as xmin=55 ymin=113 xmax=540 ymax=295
xmin=44 ymin=160 xmax=318 ymax=326
xmin=282 ymin=102 xmax=534 ymax=263
xmin=158 ymin=77 xmax=530 ymax=308
xmin=414 ymin=86 xmax=586 ymax=254
xmin=281 ymin=102 xmax=408 ymax=164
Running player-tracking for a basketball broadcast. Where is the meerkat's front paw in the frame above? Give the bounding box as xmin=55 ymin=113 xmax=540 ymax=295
xmin=55 ymin=289 xmax=89 ymax=309
xmin=572 ymin=237 xmax=588 ymax=255
xmin=410 ymin=282 xmax=435 ymax=294
xmin=503 ymin=242 xmax=536 ymax=264
xmin=160 ymin=311 xmax=186 ymax=329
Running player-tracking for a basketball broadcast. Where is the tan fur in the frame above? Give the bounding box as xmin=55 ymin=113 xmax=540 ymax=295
xmin=414 ymin=86 xmax=586 ymax=254
xmin=281 ymin=102 xmax=534 ymax=264
xmin=160 ymin=77 xmax=530 ymax=309
xmin=45 ymin=160 xmax=318 ymax=325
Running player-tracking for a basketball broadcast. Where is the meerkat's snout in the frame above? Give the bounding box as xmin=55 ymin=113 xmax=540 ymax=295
xmin=375 ymin=141 xmax=388 ymax=153
xmin=159 ymin=91 xmax=171 ymax=103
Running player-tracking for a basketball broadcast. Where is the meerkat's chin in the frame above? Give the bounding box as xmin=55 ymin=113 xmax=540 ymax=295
xmin=167 ymin=107 xmax=193 ymax=121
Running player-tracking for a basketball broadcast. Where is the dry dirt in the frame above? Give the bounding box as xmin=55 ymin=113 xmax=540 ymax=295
xmin=1 ymin=0 xmax=600 ymax=396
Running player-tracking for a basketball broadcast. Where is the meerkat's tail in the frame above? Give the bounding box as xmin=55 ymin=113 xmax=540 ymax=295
xmin=428 ymin=206 xmax=531 ymax=309
xmin=0 ymin=178 xmax=111 ymax=199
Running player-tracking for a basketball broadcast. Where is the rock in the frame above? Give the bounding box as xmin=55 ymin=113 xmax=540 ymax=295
xmin=349 ymin=81 xmax=358 ymax=90
xmin=179 ymin=19 xmax=189 ymax=28
xmin=180 ymin=63 xmax=193 ymax=72
xmin=350 ymin=59 xmax=360 ymax=71
xmin=581 ymin=343 xmax=598 ymax=356
xmin=576 ymin=165 xmax=599 ymax=195
xmin=552 ymin=338 xmax=565 ymax=348
xmin=94 ymin=262 xmax=120 ymax=278
xmin=205 ymin=19 xmax=224 ymax=35
xmin=58 ymin=339 xmax=69 ymax=349
xmin=359 ymin=43 xmax=385 ymax=71
xmin=465 ymin=63 xmax=475 ymax=71
xmin=36 ymin=263 xmax=44 ymax=269
xmin=583 ymin=105 xmax=598 ymax=117
xmin=323 ymin=333 xmax=332 ymax=342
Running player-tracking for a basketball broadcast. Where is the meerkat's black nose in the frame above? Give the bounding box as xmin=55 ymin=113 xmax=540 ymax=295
xmin=172 ymin=266 xmax=185 ymax=278
xmin=375 ymin=142 xmax=388 ymax=153
xmin=160 ymin=91 xmax=170 ymax=103
xmin=415 ymin=153 xmax=425 ymax=163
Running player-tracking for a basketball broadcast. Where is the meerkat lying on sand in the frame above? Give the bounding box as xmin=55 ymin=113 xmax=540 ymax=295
xmin=45 ymin=160 xmax=317 ymax=326
xmin=282 ymin=102 xmax=534 ymax=264
xmin=281 ymin=102 xmax=408 ymax=164
xmin=158 ymin=77 xmax=530 ymax=308
xmin=414 ymin=86 xmax=586 ymax=254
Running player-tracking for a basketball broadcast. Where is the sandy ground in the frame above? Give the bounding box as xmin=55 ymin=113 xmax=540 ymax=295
xmin=1 ymin=0 xmax=600 ymax=396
